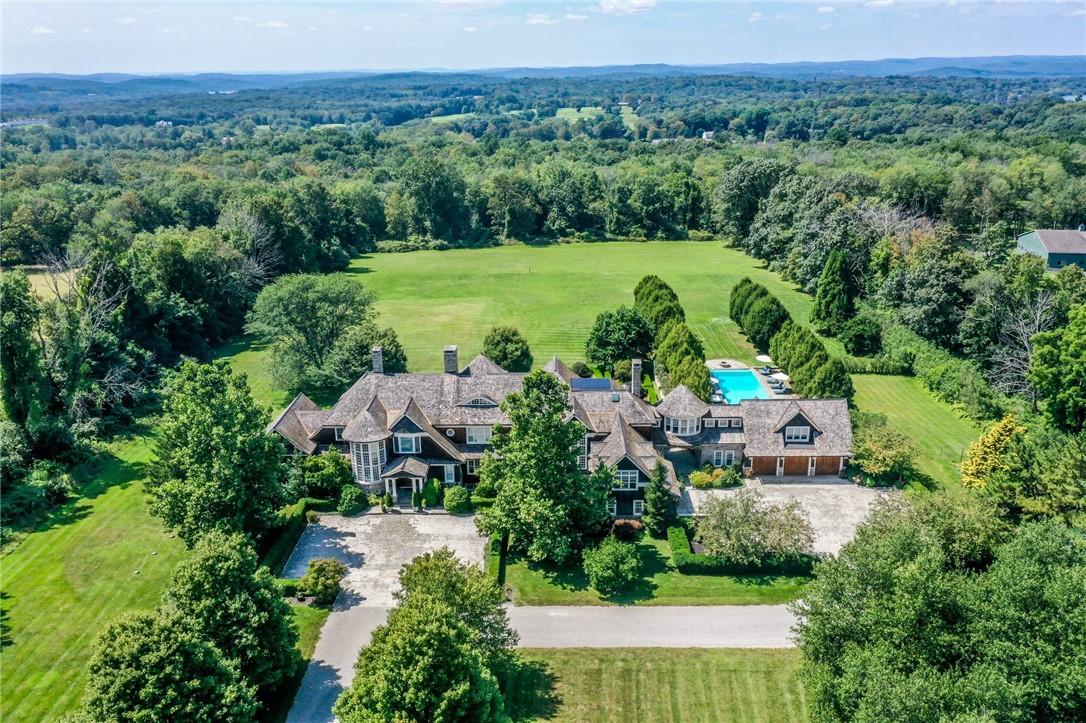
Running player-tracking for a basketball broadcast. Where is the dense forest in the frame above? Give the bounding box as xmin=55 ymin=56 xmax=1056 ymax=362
xmin=2 ymin=68 xmax=1085 ymax=531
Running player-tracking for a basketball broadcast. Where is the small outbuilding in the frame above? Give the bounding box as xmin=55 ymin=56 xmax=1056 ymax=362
xmin=1016 ymin=228 xmax=1086 ymax=270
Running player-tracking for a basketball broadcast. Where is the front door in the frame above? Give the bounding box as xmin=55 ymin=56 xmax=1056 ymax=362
xmin=807 ymin=457 xmax=817 ymax=476
xmin=775 ymin=456 xmax=785 ymax=476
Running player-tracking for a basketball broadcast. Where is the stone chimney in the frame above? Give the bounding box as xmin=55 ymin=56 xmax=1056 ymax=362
xmin=444 ymin=345 xmax=459 ymax=374
xmin=630 ymin=359 xmax=643 ymax=397
xmin=371 ymin=346 xmax=384 ymax=375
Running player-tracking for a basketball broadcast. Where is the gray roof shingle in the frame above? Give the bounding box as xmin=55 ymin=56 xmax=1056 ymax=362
xmin=739 ymin=398 xmax=852 ymax=457
xmin=656 ymin=385 xmax=710 ymax=419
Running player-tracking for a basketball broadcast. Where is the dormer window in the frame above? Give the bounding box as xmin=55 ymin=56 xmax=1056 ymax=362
xmin=333 ymin=427 xmax=345 ymax=441
xmin=463 ymin=397 xmax=497 ymax=407
xmin=394 ymin=434 xmax=422 ymax=454
xmin=664 ymin=417 xmax=701 ymax=437
xmin=784 ymin=425 xmax=811 ymax=443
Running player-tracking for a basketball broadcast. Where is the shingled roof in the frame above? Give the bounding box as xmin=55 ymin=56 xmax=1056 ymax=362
xmin=656 ymin=385 xmax=710 ymax=419
xmin=267 ymin=393 xmax=323 ymax=454
xmin=1033 ymin=229 xmax=1086 ymax=254
xmin=739 ymin=398 xmax=852 ymax=457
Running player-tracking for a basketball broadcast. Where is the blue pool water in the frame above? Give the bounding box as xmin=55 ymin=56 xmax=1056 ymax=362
xmin=710 ymin=369 xmax=770 ymax=405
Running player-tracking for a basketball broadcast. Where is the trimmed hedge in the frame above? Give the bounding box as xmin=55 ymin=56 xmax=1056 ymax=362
xmin=666 ymin=525 xmax=815 ymax=576
xmin=486 ymin=533 xmax=508 ymax=586
xmin=275 ymin=578 xmax=300 ymax=597
xmin=470 ymin=495 xmax=496 ymax=511
xmin=841 ymin=356 xmax=911 ymax=375
xmin=260 ymin=496 xmax=334 ymax=576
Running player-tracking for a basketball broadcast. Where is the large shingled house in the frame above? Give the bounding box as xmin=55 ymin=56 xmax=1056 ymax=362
xmin=269 ymin=345 xmax=852 ymax=517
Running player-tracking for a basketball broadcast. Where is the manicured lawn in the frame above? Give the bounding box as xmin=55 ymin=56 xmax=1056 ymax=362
xmin=505 ymin=535 xmax=808 ymax=606
xmin=556 ymin=106 xmax=605 ymax=121
xmin=852 ymin=374 xmax=979 ymax=489
xmin=350 ymin=241 xmax=834 ymax=371
xmin=508 ymin=648 xmax=808 ymax=723
xmin=0 ymin=342 xmax=308 ymax=722
xmin=0 ymin=435 xmax=185 ymax=723
xmin=267 ymin=604 xmax=332 ymax=723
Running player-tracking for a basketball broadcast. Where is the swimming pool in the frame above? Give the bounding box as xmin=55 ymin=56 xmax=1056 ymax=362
xmin=710 ymin=368 xmax=771 ymax=405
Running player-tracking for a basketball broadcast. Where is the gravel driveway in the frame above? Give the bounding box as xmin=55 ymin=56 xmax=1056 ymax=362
xmin=285 ymin=512 xmax=487 ymax=723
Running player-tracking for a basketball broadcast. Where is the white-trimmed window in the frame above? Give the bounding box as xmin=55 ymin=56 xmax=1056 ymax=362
xmin=443 ymin=464 xmax=457 ymax=485
xmin=632 ymin=500 xmax=644 ymax=517
xmin=607 ymin=498 xmax=617 ymax=516
xmin=464 ymin=397 xmax=496 ymax=407
xmin=614 ymin=469 xmax=639 ymax=490
xmin=785 ymin=425 xmax=811 ymax=443
xmin=466 ymin=459 xmax=480 ymax=475
xmin=351 ymin=441 xmax=386 ymax=483
xmin=712 ymin=449 xmax=735 ymax=467
xmin=704 ymin=419 xmax=716 ymax=428
xmin=333 ymin=427 xmax=344 ymax=441
xmin=730 ymin=418 xmax=742 ymax=428
xmin=466 ymin=426 xmax=493 ymax=445
xmin=664 ymin=417 xmax=701 ymax=437
xmin=575 ymin=435 xmax=589 ymax=470
xmin=394 ymin=434 xmax=422 ymax=454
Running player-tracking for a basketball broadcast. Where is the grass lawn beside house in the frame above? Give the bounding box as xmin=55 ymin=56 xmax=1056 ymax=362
xmin=505 ymin=535 xmax=808 ymax=606
xmin=350 ymin=241 xmax=841 ymax=371
xmin=266 ymin=604 xmax=332 ymax=723
xmin=852 ymin=374 xmax=980 ymax=490
xmin=508 ymin=648 xmax=808 ymax=723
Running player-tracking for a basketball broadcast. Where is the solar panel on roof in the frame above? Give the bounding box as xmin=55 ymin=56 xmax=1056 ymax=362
xmin=570 ymin=377 xmax=613 ymax=391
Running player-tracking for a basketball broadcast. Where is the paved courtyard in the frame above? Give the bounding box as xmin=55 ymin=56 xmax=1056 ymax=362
xmin=681 ymin=478 xmax=893 ymax=555
xmin=285 ymin=512 xmax=487 ymax=723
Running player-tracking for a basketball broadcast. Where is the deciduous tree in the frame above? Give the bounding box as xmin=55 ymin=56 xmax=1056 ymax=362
xmin=482 ymin=326 xmax=534 ymax=372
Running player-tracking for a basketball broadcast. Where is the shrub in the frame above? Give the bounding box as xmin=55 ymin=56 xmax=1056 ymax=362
xmin=473 ymin=476 xmax=497 ymax=498
xmin=276 ymin=578 xmax=300 ymax=598
xmin=411 ymin=490 xmax=423 ymax=509
xmin=689 ymin=466 xmax=743 ymax=489
xmin=840 ymin=314 xmax=882 ymax=356
xmin=299 ymin=558 xmax=349 ymax=605
xmin=27 ymin=461 xmax=76 ymax=505
xmin=299 ymin=451 xmax=353 ymax=499
xmin=422 ymin=478 xmax=443 ymax=507
xmin=570 ymin=361 xmax=592 ymax=378
xmin=582 ymin=537 xmax=641 ymax=594
xmin=259 ymin=496 xmax=336 ymax=574
xmin=337 ymin=485 xmax=368 ymax=515
xmin=305 ymin=510 xmax=320 ymax=524
xmin=695 ymin=488 xmax=814 ymax=567
xmin=611 ymin=519 xmax=643 ymax=542
xmin=667 ymin=524 xmax=814 ymax=575
xmin=613 ymin=359 xmax=632 ymax=383
xmin=443 ymin=485 xmax=471 ymax=513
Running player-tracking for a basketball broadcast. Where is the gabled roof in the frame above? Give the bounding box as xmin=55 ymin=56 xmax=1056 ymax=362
xmin=387 ymin=396 xmax=464 ymax=462
xmin=594 ymin=413 xmax=659 ymax=477
xmin=740 ymin=398 xmax=851 ymax=457
xmin=461 ymin=354 xmax=506 ymax=376
xmin=772 ymin=400 xmax=822 ymax=433
xmin=544 ymin=355 xmax=577 ymax=384
xmin=1031 ymin=229 xmax=1086 ymax=254
xmin=381 ymin=456 xmax=430 ymax=478
xmin=656 ymin=385 xmax=710 ymax=419
xmin=267 ymin=393 xmax=323 ymax=454
xmin=342 ymin=395 xmax=390 ymax=443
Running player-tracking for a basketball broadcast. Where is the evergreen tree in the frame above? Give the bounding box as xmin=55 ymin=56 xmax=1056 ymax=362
xmin=811 ymin=249 xmax=854 ymax=335
xmin=482 ymin=326 xmax=534 ymax=372
xmin=960 ymin=415 xmax=1024 ymax=489
xmin=641 ymin=463 xmax=676 ymax=537
xmin=668 ymin=356 xmax=713 ymax=401
xmin=0 ymin=271 xmax=49 ymax=441
xmin=808 ymin=358 xmax=854 ymax=400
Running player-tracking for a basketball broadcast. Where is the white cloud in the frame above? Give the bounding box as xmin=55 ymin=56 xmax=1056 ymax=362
xmin=598 ymin=0 xmax=657 ymax=16
xmin=256 ymin=20 xmax=290 ymax=28
xmin=32 ymin=26 xmax=57 ymax=35
xmin=749 ymin=11 xmax=766 ymax=22
xmin=462 ymin=25 xmax=479 ymax=32
xmin=161 ymin=27 xmax=187 ymax=34
xmin=233 ymin=16 xmax=252 ymax=22
xmin=819 ymin=22 xmax=833 ymax=30
xmin=865 ymin=0 xmax=894 ymax=6
xmin=115 ymin=16 xmax=139 ymax=24
xmin=817 ymin=6 xmax=836 ymax=13
xmin=527 ymin=13 xmax=559 ymax=25
xmin=1066 ymin=7 xmax=1086 ymax=15
xmin=565 ymin=13 xmax=589 ymax=21
xmin=80 ymin=27 xmax=93 ymax=33
xmin=363 ymin=25 xmax=375 ymax=31
xmin=309 ymin=26 xmax=318 ymax=31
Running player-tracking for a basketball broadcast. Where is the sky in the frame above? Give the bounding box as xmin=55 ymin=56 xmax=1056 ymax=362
xmin=3 ymin=1 xmax=1085 ymax=75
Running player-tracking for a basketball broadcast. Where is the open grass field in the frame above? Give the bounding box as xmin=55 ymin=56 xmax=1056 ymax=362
xmin=852 ymin=374 xmax=979 ymax=489
xmin=556 ymin=105 xmax=605 ymax=122
xmin=505 ymin=535 xmax=808 ymax=606
xmin=0 ymin=343 xmax=295 ymax=723
xmin=0 ymin=435 xmax=185 ymax=723
xmin=509 ymin=648 xmax=808 ymax=723
xmin=351 ymin=241 xmax=837 ymax=371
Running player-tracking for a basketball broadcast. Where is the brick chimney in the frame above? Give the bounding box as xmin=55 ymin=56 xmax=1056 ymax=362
xmin=444 ymin=345 xmax=459 ymax=374
xmin=630 ymin=358 xmax=643 ymax=397
xmin=371 ymin=346 xmax=384 ymax=375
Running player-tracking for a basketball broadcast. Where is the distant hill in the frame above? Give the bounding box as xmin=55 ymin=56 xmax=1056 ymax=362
xmin=2 ymin=56 xmax=1082 ymax=116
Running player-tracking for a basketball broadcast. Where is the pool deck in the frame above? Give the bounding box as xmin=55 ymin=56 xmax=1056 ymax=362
xmin=705 ymin=358 xmax=794 ymax=400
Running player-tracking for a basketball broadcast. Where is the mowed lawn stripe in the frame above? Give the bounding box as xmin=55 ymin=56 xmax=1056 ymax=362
xmin=513 ymin=648 xmax=807 ymax=723
xmin=852 ymin=374 xmax=979 ymax=489
xmin=1 ymin=437 xmax=185 ymax=723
